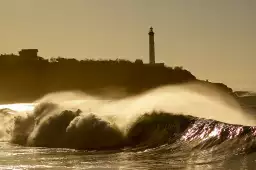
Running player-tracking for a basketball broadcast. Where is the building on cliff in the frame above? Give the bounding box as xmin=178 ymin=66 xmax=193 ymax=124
xmin=19 ymin=49 xmax=38 ymax=59
xmin=147 ymin=27 xmax=164 ymax=66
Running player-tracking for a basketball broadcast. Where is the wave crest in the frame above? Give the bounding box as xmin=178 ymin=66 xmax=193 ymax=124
xmin=1 ymin=84 xmax=256 ymax=152
xmin=126 ymin=112 xmax=195 ymax=148
xmin=1 ymin=102 xmax=256 ymax=153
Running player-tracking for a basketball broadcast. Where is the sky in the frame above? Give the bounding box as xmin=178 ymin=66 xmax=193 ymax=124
xmin=1 ymin=0 xmax=256 ymax=91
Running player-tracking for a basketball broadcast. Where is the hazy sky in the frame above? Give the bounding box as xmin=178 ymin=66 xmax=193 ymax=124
xmin=1 ymin=0 xmax=256 ymax=91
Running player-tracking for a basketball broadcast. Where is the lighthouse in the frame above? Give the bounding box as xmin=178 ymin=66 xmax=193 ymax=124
xmin=148 ymin=27 xmax=155 ymax=64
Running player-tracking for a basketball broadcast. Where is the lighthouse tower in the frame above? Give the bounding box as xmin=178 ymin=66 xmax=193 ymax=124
xmin=148 ymin=27 xmax=155 ymax=64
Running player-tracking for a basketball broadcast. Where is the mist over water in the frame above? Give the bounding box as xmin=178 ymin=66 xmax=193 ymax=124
xmin=0 ymin=82 xmax=255 ymax=145
xmin=0 ymin=83 xmax=256 ymax=169
xmin=32 ymin=82 xmax=255 ymax=127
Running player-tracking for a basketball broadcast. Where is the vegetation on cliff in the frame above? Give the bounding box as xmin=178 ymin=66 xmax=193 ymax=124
xmin=0 ymin=53 xmax=196 ymax=103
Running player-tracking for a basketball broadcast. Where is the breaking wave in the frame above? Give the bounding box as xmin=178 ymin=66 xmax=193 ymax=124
xmin=0 ymin=83 xmax=256 ymax=153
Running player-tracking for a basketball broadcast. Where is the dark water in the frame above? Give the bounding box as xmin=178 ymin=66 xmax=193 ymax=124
xmin=0 ymin=140 xmax=256 ymax=169
xmin=0 ymin=88 xmax=256 ymax=169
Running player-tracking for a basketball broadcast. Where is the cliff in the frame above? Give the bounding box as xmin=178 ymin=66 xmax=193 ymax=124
xmin=0 ymin=54 xmax=197 ymax=103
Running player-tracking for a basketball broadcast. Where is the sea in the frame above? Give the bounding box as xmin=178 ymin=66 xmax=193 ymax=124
xmin=0 ymin=84 xmax=256 ymax=169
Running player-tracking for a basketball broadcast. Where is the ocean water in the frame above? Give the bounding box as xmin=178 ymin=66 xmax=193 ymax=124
xmin=0 ymin=84 xmax=256 ymax=169
xmin=0 ymin=142 xmax=256 ymax=170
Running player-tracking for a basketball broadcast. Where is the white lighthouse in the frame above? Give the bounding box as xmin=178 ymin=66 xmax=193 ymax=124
xmin=148 ymin=27 xmax=155 ymax=64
